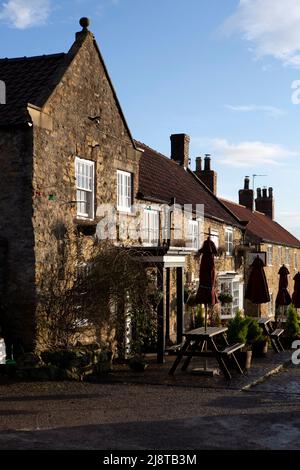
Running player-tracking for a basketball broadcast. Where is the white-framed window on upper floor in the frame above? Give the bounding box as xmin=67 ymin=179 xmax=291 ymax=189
xmin=225 ymin=227 xmax=234 ymax=256
xmin=285 ymin=247 xmax=290 ymax=266
xmin=75 ymin=157 xmax=95 ymax=219
xmin=267 ymin=245 xmax=273 ymax=266
xmin=210 ymin=229 xmax=219 ymax=249
xmin=187 ymin=219 xmax=199 ymax=250
xmin=142 ymin=208 xmax=160 ymax=246
xmin=294 ymin=251 xmax=298 ymax=271
xmin=117 ymin=170 xmax=132 ymax=213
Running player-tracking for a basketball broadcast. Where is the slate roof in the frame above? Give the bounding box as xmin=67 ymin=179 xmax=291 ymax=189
xmin=0 ymin=53 xmax=67 ymax=125
xmin=221 ymin=199 xmax=300 ymax=248
xmin=136 ymin=140 xmax=242 ymax=227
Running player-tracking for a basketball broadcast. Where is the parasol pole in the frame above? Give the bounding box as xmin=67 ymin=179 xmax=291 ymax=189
xmin=205 ymin=304 xmax=208 ymax=332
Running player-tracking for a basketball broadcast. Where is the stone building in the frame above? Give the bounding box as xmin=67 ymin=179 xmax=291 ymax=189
xmin=221 ymin=177 xmax=300 ymax=317
xmin=136 ymin=136 xmax=245 ymax=349
xmin=0 ymin=20 xmax=142 ymax=350
xmin=0 ymin=19 xmax=297 ymax=361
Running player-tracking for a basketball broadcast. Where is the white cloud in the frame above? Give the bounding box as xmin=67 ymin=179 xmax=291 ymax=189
xmin=222 ymin=0 xmax=300 ymax=68
xmin=226 ymin=104 xmax=285 ymax=118
xmin=0 ymin=0 xmax=51 ymax=29
xmin=194 ymin=137 xmax=297 ymax=168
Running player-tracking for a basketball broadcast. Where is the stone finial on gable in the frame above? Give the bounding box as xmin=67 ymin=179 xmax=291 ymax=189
xmin=76 ymin=17 xmax=91 ymax=40
xmin=80 ymin=17 xmax=90 ymax=31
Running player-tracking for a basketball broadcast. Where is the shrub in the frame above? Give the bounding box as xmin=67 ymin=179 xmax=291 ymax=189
xmin=285 ymin=304 xmax=300 ymax=340
xmin=245 ymin=317 xmax=265 ymax=345
xmin=227 ymin=310 xmax=248 ymax=345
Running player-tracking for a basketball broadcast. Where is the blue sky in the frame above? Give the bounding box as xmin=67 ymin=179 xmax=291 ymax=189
xmin=1 ymin=0 xmax=300 ymax=236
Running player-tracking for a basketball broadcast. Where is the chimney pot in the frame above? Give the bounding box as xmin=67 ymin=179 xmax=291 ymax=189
xmin=196 ymin=157 xmax=202 ymax=172
xmin=255 ymin=186 xmax=274 ymax=219
xmin=239 ymin=177 xmax=254 ymax=211
xmin=244 ymin=176 xmax=250 ymax=190
xmin=204 ymin=155 xmax=211 ymax=171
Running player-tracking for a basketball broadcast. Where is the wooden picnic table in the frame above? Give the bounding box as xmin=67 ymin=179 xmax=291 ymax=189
xmin=258 ymin=318 xmax=285 ymax=353
xmin=168 ymin=326 xmax=244 ymax=380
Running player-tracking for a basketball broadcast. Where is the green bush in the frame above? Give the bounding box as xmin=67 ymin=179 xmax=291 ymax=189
xmin=245 ymin=317 xmax=265 ymax=344
xmin=285 ymin=304 xmax=300 ymax=340
xmin=227 ymin=311 xmax=248 ymax=345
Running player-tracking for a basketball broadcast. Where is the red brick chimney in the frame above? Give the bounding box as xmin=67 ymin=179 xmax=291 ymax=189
xmin=239 ymin=176 xmax=254 ymax=211
xmin=194 ymin=154 xmax=217 ymax=195
xmin=170 ymin=134 xmax=190 ymax=168
xmin=255 ymin=187 xmax=274 ymax=219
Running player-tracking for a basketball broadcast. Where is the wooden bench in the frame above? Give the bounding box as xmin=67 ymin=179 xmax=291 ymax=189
xmin=258 ymin=318 xmax=285 ymax=353
xmin=165 ymin=343 xmax=184 ymax=355
xmin=220 ymin=343 xmax=245 ymax=375
xmin=220 ymin=343 xmax=245 ymax=356
xmin=270 ymin=329 xmax=284 ymax=352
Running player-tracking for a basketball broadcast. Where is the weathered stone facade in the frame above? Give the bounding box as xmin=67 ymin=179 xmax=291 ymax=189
xmin=0 ymin=29 xmax=142 ymax=350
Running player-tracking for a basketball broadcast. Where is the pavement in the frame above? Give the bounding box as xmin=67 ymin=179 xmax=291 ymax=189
xmin=0 ymin=352 xmax=300 ymax=450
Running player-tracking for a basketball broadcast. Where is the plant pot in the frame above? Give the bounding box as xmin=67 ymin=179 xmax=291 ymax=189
xmin=252 ymin=340 xmax=268 ymax=358
xmin=128 ymin=358 xmax=148 ymax=372
xmin=235 ymin=349 xmax=252 ymax=369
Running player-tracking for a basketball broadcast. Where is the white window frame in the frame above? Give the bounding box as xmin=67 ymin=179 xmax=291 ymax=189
xmin=210 ymin=229 xmax=219 ymax=249
xmin=75 ymin=157 xmax=95 ymax=219
xmin=187 ymin=219 xmax=199 ymax=250
xmin=294 ymin=251 xmax=298 ymax=271
xmin=267 ymin=245 xmax=273 ymax=266
xmin=117 ymin=170 xmax=132 ymax=213
xmin=218 ymin=274 xmax=243 ymax=319
xmin=142 ymin=208 xmax=160 ymax=246
xmin=285 ymin=247 xmax=290 ymax=266
xmin=225 ymin=227 xmax=234 ymax=256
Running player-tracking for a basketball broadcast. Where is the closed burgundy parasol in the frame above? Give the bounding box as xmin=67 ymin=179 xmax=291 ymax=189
xmin=245 ymin=256 xmax=270 ymax=304
xmin=276 ymin=265 xmax=292 ymax=307
xmin=195 ymin=237 xmax=218 ymax=331
xmin=292 ymin=273 xmax=300 ymax=309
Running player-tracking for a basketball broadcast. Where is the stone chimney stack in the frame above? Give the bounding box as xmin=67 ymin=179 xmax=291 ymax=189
xmin=239 ymin=176 xmax=254 ymax=211
xmin=194 ymin=154 xmax=217 ymax=195
xmin=255 ymin=187 xmax=274 ymax=219
xmin=170 ymin=134 xmax=190 ymax=168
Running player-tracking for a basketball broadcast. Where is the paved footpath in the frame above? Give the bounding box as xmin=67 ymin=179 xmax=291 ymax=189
xmin=0 ymin=364 xmax=300 ymax=450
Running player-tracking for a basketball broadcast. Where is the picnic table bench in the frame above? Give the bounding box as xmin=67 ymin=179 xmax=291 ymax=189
xmin=168 ymin=326 xmax=244 ymax=380
xmin=258 ymin=318 xmax=284 ymax=353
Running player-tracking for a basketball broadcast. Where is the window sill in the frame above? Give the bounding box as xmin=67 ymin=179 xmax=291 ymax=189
xmin=74 ymin=217 xmax=98 ymax=226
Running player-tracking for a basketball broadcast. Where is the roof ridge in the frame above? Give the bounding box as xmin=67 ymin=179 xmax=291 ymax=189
xmin=134 ymin=140 xmax=182 ymax=166
xmin=220 ymin=198 xmax=267 ymax=216
xmin=0 ymin=52 xmax=66 ymax=62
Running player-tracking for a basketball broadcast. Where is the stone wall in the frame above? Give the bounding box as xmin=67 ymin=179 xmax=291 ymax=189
xmin=31 ymin=31 xmax=141 ymax=348
xmin=0 ymin=126 xmax=37 ymax=349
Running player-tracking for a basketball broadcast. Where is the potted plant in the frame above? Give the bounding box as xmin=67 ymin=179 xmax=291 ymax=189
xmin=283 ymin=304 xmax=300 ymax=349
xmin=245 ymin=317 xmax=268 ymax=357
xmin=218 ymin=292 xmax=233 ymax=305
xmin=227 ymin=310 xmax=252 ymax=369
